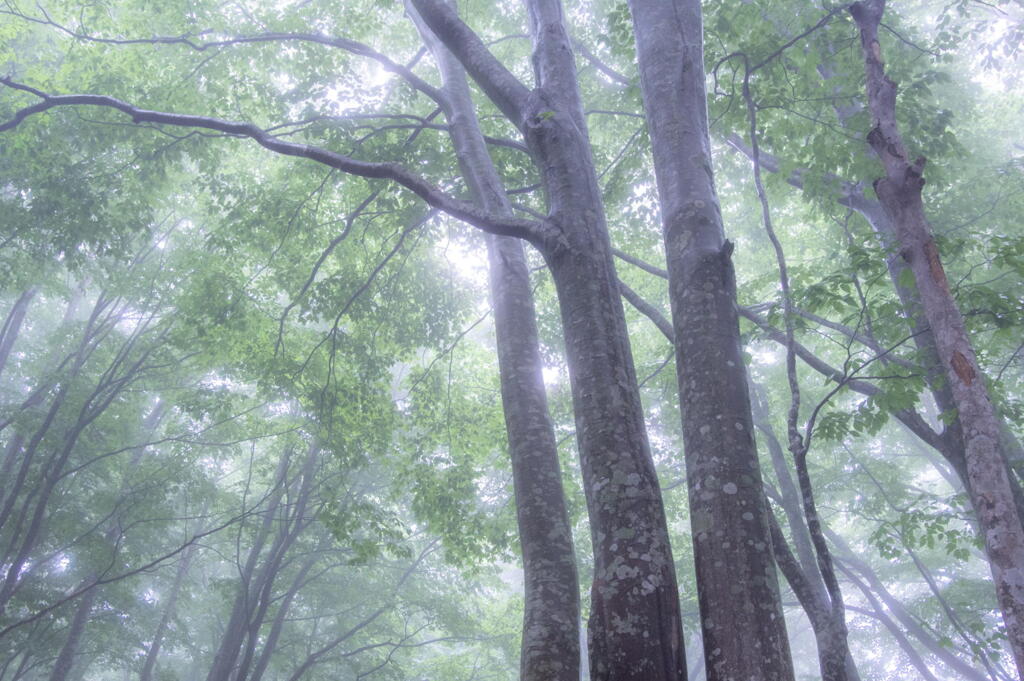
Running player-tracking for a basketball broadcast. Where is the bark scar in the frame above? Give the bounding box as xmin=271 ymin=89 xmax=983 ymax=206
xmin=924 ymin=239 xmax=949 ymax=291
xmin=950 ymin=351 xmax=975 ymax=386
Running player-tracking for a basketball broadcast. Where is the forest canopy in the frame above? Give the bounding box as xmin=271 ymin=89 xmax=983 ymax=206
xmin=0 ymin=0 xmax=1022 ymax=680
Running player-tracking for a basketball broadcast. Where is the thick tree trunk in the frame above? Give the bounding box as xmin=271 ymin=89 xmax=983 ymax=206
xmin=851 ymin=2 xmax=1024 ymax=672
xmin=410 ymin=2 xmax=687 ymax=678
xmin=524 ymin=5 xmax=687 ymax=678
xmin=625 ymin=2 xmax=793 ymax=680
xmin=408 ymin=8 xmax=581 ymax=679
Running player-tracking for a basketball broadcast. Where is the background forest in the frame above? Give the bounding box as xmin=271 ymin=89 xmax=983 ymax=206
xmin=0 ymin=0 xmax=1022 ymax=679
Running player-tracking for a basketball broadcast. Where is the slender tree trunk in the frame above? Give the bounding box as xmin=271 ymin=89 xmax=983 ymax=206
xmin=726 ymin=135 xmax=1024 ymax=525
xmin=625 ymin=2 xmax=793 ymax=680
xmin=43 ymin=401 xmax=168 ymax=681
xmin=751 ymin=385 xmax=861 ymax=681
xmin=851 ymin=1 xmax=1024 ymax=673
xmin=838 ymin=564 xmax=943 ymax=681
xmin=205 ymin=449 xmax=292 ymax=681
xmin=246 ymin=550 xmax=319 ymax=681
xmin=0 ymin=288 xmax=35 ymax=378
xmin=831 ymin=532 xmax=993 ymax=681
xmin=410 ymin=2 xmax=687 ymax=678
xmin=46 ymin=587 xmax=97 ymax=681
xmin=408 ymin=7 xmax=581 ymax=680
xmin=139 ymin=541 xmax=198 ymax=681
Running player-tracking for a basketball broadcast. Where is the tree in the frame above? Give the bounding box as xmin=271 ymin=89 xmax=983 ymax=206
xmin=850 ymin=0 xmax=1024 ymax=672
xmin=2 ymin=1 xmax=690 ymax=677
xmin=626 ymin=2 xmax=795 ymax=679
xmin=407 ymin=6 xmax=581 ymax=680
xmin=2 ymin=0 xmax=1022 ymax=679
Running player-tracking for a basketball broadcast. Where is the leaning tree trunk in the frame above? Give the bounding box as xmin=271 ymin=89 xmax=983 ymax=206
xmin=625 ymin=2 xmax=793 ymax=680
xmin=409 ymin=1 xmax=687 ymax=678
xmin=45 ymin=401 xmax=167 ymax=681
xmin=139 ymin=539 xmax=199 ymax=681
xmin=750 ymin=383 xmax=861 ymax=681
xmin=0 ymin=288 xmax=35 ymax=378
xmin=46 ymin=587 xmax=97 ymax=681
xmin=408 ymin=6 xmax=581 ymax=680
xmin=851 ymin=0 xmax=1024 ymax=674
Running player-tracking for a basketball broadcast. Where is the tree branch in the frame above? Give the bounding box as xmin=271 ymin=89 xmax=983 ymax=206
xmin=407 ymin=0 xmax=532 ymax=126
xmin=0 ymin=7 xmax=448 ymax=105
xmin=0 ymin=78 xmax=564 ymax=251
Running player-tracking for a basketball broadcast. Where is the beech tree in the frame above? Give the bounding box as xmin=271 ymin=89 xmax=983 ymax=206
xmin=1 ymin=0 xmax=1022 ymax=680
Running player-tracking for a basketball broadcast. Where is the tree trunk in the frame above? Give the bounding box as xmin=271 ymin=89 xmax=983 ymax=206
xmin=205 ymin=449 xmax=293 ymax=681
xmin=408 ymin=7 xmax=581 ymax=680
xmin=139 ymin=541 xmax=198 ymax=681
xmin=625 ymin=2 xmax=793 ymax=680
xmin=0 ymin=288 xmax=35 ymax=378
xmin=752 ymin=384 xmax=861 ymax=681
xmin=851 ymin=1 xmax=1024 ymax=673
xmin=46 ymin=587 xmax=97 ymax=681
xmin=409 ymin=2 xmax=688 ymax=677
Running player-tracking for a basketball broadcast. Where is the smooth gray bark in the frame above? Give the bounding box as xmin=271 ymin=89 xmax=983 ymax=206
xmin=408 ymin=6 xmax=581 ymax=680
xmin=625 ymin=2 xmax=793 ymax=680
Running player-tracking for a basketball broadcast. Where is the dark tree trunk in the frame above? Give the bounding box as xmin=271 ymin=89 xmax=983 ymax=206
xmin=625 ymin=2 xmax=793 ymax=680
xmin=851 ymin=1 xmax=1024 ymax=673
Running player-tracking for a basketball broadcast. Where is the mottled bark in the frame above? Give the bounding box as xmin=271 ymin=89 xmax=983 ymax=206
xmin=851 ymin=1 xmax=1024 ymax=673
xmin=408 ymin=6 xmax=581 ymax=679
xmin=410 ymin=2 xmax=687 ymax=678
xmin=625 ymin=2 xmax=792 ymax=680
